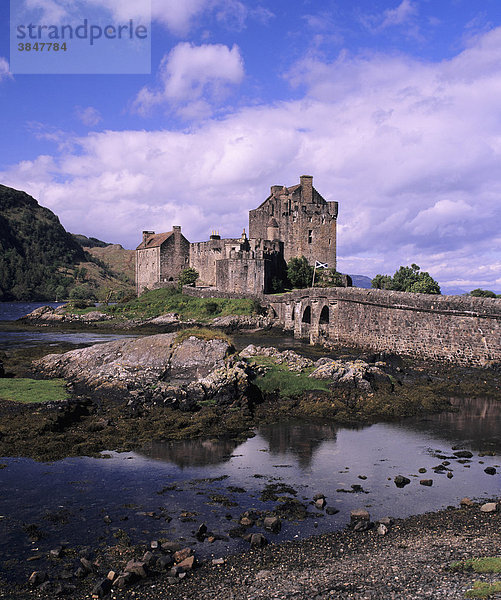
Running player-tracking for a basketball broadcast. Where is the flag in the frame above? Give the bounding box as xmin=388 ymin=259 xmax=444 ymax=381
xmin=315 ymin=261 xmax=328 ymax=269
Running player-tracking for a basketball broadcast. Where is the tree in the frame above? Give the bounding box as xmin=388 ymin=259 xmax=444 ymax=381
xmin=315 ymin=268 xmax=344 ymax=288
xmin=470 ymin=288 xmax=497 ymax=298
xmin=178 ymin=267 xmax=199 ymax=290
xmin=371 ymin=264 xmax=441 ymax=295
xmin=287 ymin=256 xmax=313 ymax=289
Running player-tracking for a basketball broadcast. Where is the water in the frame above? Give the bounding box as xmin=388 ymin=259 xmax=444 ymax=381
xmin=0 ymin=401 xmax=499 ymax=582
xmin=0 ymin=302 xmax=499 ymax=582
xmin=0 ymin=302 xmax=135 ymax=349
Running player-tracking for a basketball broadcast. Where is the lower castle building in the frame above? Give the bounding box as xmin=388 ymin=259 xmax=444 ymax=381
xmin=135 ymin=175 xmax=338 ymax=296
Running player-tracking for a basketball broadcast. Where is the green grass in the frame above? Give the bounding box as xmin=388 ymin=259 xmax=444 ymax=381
xmin=465 ymin=581 xmax=501 ymax=598
xmin=68 ymin=288 xmax=260 ymax=322
xmin=450 ymin=557 xmax=501 ymax=574
xmin=248 ymin=356 xmax=331 ymax=398
xmin=0 ymin=378 xmax=69 ymax=403
xmin=173 ymin=328 xmax=232 ymax=347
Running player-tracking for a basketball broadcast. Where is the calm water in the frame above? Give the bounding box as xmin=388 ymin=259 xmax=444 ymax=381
xmin=0 ymin=303 xmax=499 ymax=582
xmin=0 ymin=302 xmax=134 ymax=349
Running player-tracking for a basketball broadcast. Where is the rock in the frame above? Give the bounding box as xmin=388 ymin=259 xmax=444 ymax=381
xmin=353 ymin=520 xmax=373 ymax=532
xmin=377 ymin=523 xmax=388 ymax=536
xmin=313 ymin=493 xmax=326 ymax=501
xmin=142 ymin=551 xmax=155 ymax=566
xmin=239 ymin=516 xmax=254 ymax=527
xmin=480 ymin=502 xmax=497 ymax=513
xmin=124 ymin=560 xmax=148 ymax=578
xmin=212 ymin=558 xmax=225 ymax=565
xmin=419 ymin=479 xmax=433 ymax=486
xmin=394 ymin=475 xmax=411 ymax=488
xmin=250 ymin=533 xmax=268 ymax=548
xmin=460 ymin=497 xmax=474 ymax=506
xmin=103 ymin=515 xmax=112 ymax=524
xmin=80 ymin=557 xmax=94 ymax=573
xmin=484 ymin=467 xmax=497 ymax=475
xmin=157 ymin=555 xmax=174 ymax=570
xmin=263 ymin=515 xmax=281 ymax=533
xmin=161 ymin=541 xmax=182 ymax=553
xmin=453 ymin=450 xmax=473 ymax=459
xmin=28 ymin=571 xmax=46 ymax=586
xmin=447 ymin=472 xmax=453 ymax=479
xmin=173 ymin=548 xmax=193 ymax=563
xmin=113 ymin=573 xmax=133 ymax=589
xmin=49 ymin=547 xmax=63 ymax=558
xmin=378 ymin=517 xmax=393 ymax=526
xmin=326 ymin=507 xmax=339 ymax=515
xmin=211 ymin=315 xmax=273 ymax=331
xmin=350 ymin=509 xmax=370 ymax=522
xmin=418 ymin=468 xmax=427 ymax=473
xmin=315 ymin=497 xmax=327 ymax=509
xmin=177 ymin=556 xmax=195 ymax=571
xmin=91 ymin=578 xmax=112 ymax=598
xmin=196 ymin=523 xmax=208 ymax=540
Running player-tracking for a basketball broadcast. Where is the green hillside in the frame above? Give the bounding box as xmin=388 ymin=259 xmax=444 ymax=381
xmin=0 ymin=185 xmax=134 ymax=301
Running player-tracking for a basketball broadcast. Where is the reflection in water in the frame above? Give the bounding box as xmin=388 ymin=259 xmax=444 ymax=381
xmin=138 ymin=437 xmax=240 ymax=467
xmin=401 ymin=398 xmax=501 ymax=453
xmin=258 ymin=421 xmax=340 ymax=468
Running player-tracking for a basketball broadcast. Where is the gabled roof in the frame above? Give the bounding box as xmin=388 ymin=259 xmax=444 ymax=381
xmin=136 ymin=231 xmax=173 ymax=250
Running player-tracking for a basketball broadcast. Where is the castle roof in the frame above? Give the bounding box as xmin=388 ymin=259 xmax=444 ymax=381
xmin=136 ymin=231 xmax=173 ymax=250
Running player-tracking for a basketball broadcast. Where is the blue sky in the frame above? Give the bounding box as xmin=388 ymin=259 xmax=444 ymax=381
xmin=1 ymin=0 xmax=500 ymax=293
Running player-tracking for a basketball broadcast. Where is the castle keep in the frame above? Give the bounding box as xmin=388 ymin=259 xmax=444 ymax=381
xmin=136 ymin=176 xmax=338 ymax=295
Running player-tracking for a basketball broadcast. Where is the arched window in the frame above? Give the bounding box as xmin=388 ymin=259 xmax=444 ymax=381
xmin=302 ymin=306 xmax=311 ymax=324
xmin=291 ymin=305 xmax=295 ymax=321
xmin=319 ymin=305 xmax=329 ymax=324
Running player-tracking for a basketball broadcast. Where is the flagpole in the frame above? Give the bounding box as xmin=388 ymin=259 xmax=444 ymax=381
xmin=312 ymin=263 xmax=316 ymax=287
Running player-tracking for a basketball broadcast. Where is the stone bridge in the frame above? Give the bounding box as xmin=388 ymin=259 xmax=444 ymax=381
xmin=264 ymin=287 xmax=501 ymax=366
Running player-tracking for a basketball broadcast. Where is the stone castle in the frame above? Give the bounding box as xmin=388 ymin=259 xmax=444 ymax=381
xmin=135 ymin=175 xmax=339 ymax=296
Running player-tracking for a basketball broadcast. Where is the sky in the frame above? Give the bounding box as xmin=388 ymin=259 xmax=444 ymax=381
xmin=0 ymin=0 xmax=500 ymax=293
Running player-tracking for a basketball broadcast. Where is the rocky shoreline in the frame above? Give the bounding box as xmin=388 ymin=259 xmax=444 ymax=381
xmin=2 ymin=500 xmax=500 ymax=599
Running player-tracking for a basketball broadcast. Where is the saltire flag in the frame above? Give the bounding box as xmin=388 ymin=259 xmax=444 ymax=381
xmin=315 ymin=261 xmax=328 ymax=269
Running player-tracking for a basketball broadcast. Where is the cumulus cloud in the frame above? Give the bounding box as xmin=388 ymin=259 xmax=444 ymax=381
xmin=0 ymin=57 xmax=12 ymax=81
xmin=133 ymin=42 xmax=245 ymax=118
xmin=75 ymin=106 xmax=102 ymax=127
xmin=380 ymin=0 xmax=418 ymax=28
xmin=2 ymin=27 xmax=501 ymax=291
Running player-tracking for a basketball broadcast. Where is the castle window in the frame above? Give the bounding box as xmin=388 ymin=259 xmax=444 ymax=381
xmin=308 ymin=230 xmax=313 ymax=244
xmin=302 ymin=306 xmax=311 ymax=324
xmin=319 ymin=305 xmax=329 ymax=324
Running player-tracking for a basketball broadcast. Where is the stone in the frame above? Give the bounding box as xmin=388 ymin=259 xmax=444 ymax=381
xmin=106 ymin=570 xmax=116 ymax=581
xmin=173 ymin=548 xmax=193 ymax=563
xmin=196 ymin=523 xmax=208 ymax=540
xmin=419 ymin=479 xmax=433 ymax=486
xmin=80 ymin=557 xmax=93 ymax=572
xmin=460 ymin=497 xmax=474 ymax=506
xmin=142 ymin=551 xmax=155 ymax=566
xmin=49 ymin=547 xmax=63 ymax=558
xmin=113 ymin=574 xmax=132 ymax=589
xmin=150 ymin=540 xmax=159 ymax=550
xmin=212 ymin=558 xmax=225 ymax=565
xmin=157 ymin=555 xmax=174 ymax=570
xmin=315 ymin=497 xmax=326 ymax=509
xmin=263 ymin=515 xmax=282 ymax=533
xmin=453 ymin=450 xmax=473 ymax=459
xmin=239 ymin=516 xmax=254 ymax=527
xmin=447 ymin=472 xmax=453 ymax=479
xmin=28 ymin=571 xmax=46 ymax=586
xmin=91 ymin=578 xmax=112 ymax=598
xmin=394 ymin=475 xmax=411 ymax=488
xmin=326 ymin=507 xmax=339 ymax=515
xmin=124 ymin=560 xmax=148 ymax=578
xmin=250 ymin=533 xmax=268 ymax=548
xmin=378 ymin=517 xmax=392 ymax=526
xmin=177 ymin=556 xmax=195 ymax=571
xmin=161 ymin=541 xmax=182 ymax=553
xmin=377 ymin=523 xmax=388 ymax=536
xmin=350 ymin=509 xmax=370 ymax=522
xmin=103 ymin=515 xmax=112 ymax=524
xmin=484 ymin=467 xmax=497 ymax=475
xmin=480 ymin=502 xmax=497 ymax=513
xmin=313 ymin=493 xmax=326 ymax=501
xmin=418 ymin=468 xmax=427 ymax=473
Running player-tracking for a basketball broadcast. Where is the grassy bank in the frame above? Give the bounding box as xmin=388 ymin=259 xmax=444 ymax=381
xmin=0 ymin=378 xmax=68 ymax=403
xmin=68 ymin=288 xmax=260 ymax=322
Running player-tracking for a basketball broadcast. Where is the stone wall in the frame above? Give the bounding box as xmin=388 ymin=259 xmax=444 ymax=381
xmin=160 ymin=228 xmax=190 ymax=282
xmin=136 ymin=247 xmax=159 ymax=295
xmin=266 ymin=288 xmax=501 ymax=366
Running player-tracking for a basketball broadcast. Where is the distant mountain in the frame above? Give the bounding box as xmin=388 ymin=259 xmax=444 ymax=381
xmin=440 ymin=286 xmax=468 ymax=296
xmin=349 ymin=274 xmax=373 ymax=289
xmin=72 ymin=233 xmax=111 ymax=248
xmin=0 ymin=184 xmax=134 ymax=301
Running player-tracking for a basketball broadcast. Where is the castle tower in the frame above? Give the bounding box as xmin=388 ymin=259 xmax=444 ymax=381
xmin=248 ymin=175 xmax=338 ymax=269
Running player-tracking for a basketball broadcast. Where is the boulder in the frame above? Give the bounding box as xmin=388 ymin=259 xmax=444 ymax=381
xmin=419 ymin=479 xmax=433 ymax=486
xmin=484 ymin=467 xmax=497 ymax=475
xmin=250 ymin=533 xmax=268 ymax=548
xmin=263 ymin=515 xmax=281 ymax=533
xmin=350 ymin=509 xmax=370 ymax=522
xmin=480 ymin=502 xmax=497 ymax=513
xmin=394 ymin=475 xmax=411 ymax=488
xmin=453 ymin=450 xmax=473 ymax=459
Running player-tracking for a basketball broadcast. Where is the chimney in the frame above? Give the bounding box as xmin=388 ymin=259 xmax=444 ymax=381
xmin=300 ymin=175 xmax=313 ymax=203
xmin=173 ymin=225 xmax=181 ymax=237
xmin=271 ymin=185 xmax=282 ymax=196
xmin=142 ymin=230 xmax=154 ymax=244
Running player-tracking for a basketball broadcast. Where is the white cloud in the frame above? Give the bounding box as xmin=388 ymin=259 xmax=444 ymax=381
xmin=0 ymin=57 xmax=12 ymax=81
xmin=380 ymin=0 xmax=418 ymax=28
xmin=75 ymin=106 xmax=102 ymax=127
xmin=134 ymin=42 xmax=245 ymax=118
xmin=2 ymin=27 xmax=501 ymax=291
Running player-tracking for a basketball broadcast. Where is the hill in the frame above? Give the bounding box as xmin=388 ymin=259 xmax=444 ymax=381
xmin=349 ymin=274 xmax=373 ymax=289
xmin=0 ymin=185 xmax=134 ymax=301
